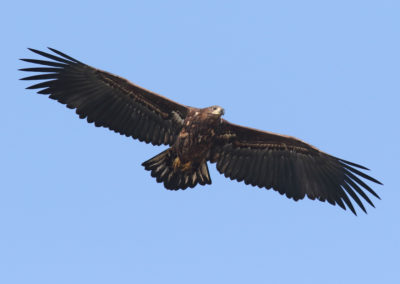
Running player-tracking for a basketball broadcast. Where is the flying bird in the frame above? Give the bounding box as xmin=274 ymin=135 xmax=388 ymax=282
xmin=20 ymin=48 xmax=382 ymax=215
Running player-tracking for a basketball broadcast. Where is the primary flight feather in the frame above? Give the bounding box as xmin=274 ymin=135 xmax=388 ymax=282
xmin=20 ymin=48 xmax=382 ymax=215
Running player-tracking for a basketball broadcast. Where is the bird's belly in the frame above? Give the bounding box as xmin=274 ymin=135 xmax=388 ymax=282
xmin=174 ymin=130 xmax=212 ymax=164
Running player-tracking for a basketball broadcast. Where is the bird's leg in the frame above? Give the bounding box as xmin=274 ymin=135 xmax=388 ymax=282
xmin=173 ymin=157 xmax=192 ymax=172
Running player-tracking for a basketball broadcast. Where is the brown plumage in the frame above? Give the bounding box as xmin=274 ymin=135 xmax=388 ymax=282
xmin=20 ymin=48 xmax=382 ymax=215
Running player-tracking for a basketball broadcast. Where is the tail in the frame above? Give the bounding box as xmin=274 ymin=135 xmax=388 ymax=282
xmin=142 ymin=149 xmax=211 ymax=190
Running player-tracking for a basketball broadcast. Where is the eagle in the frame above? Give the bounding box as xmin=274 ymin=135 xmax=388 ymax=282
xmin=20 ymin=48 xmax=382 ymax=215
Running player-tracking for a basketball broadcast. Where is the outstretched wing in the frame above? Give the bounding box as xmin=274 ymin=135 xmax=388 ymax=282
xmin=20 ymin=48 xmax=190 ymax=146
xmin=211 ymin=119 xmax=382 ymax=215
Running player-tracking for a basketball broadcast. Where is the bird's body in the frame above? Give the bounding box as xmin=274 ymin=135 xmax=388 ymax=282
xmin=143 ymin=106 xmax=224 ymax=189
xmin=20 ymin=48 xmax=382 ymax=214
xmin=175 ymin=106 xmax=223 ymax=167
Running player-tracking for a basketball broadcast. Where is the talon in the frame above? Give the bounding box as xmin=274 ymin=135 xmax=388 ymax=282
xmin=181 ymin=161 xmax=192 ymax=171
xmin=173 ymin=157 xmax=192 ymax=172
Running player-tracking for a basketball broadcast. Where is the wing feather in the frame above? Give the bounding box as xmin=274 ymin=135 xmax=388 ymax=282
xmin=20 ymin=48 xmax=190 ymax=146
xmin=212 ymin=119 xmax=381 ymax=214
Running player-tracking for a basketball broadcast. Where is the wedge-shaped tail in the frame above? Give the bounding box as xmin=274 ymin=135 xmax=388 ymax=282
xmin=142 ymin=149 xmax=211 ymax=190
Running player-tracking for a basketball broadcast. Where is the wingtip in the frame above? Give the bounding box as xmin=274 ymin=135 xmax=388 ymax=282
xmin=45 ymin=47 xmax=82 ymax=64
xmin=27 ymin=48 xmax=44 ymax=56
xmin=339 ymin=158 xmax=370 ymax=170
xmin=47 ymin=47 xmax=60 ymax=54
xmin=347 ymin=208 xmax=357 ymax=216
xmin=20 ymin=58 xmax=34 ymax=63
xmin=20 ymin=76 xmax=33 ymax=81
xmin=370 ymin=177 xmax=382 ymax=185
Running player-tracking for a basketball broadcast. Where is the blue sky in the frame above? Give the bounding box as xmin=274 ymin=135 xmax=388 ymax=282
xmin=2 ymin=1 xmax=399 ymax=283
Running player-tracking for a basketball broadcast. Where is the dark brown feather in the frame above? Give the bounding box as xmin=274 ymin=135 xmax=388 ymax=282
xmin=21 ymin=48 xmax=381 ymax=215
xmin=20 ymin=48 xmax=190 ymax=146
xmin=212 ymin=119 xmax=381 ymax=215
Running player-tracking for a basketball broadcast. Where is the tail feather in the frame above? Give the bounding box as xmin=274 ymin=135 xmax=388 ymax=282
xmin=142 ymin=149 xmax=211 ymax=190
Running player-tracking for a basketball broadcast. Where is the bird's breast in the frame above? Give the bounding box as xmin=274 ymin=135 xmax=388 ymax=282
xmin=174 ymin=120 xmax=218 ymax=163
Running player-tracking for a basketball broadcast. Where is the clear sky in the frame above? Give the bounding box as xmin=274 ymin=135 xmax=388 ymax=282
xmin=2 ymin=1 xmax=399 ymax=283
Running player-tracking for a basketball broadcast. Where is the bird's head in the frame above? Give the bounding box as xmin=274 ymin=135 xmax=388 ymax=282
xmin=209 ymin=105 xmax=225 ymax=117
